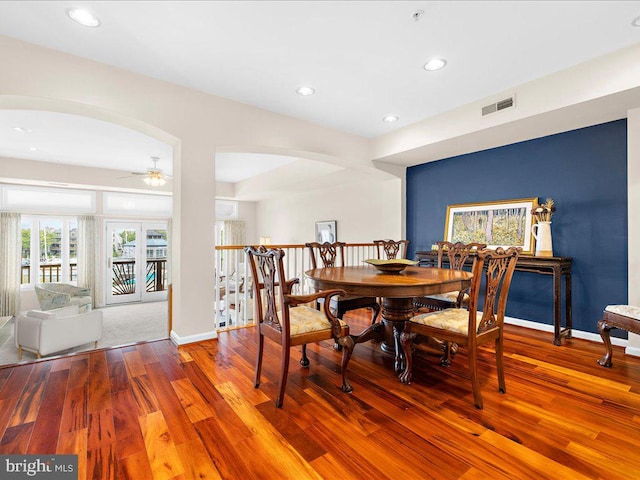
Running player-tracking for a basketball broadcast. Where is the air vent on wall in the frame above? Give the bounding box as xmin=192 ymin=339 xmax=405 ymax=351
xmin=482 ymin=96 xmax=515 ymax=116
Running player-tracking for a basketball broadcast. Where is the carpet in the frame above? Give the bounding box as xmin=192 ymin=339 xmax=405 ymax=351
xmin=0 ymin=301 xmax=168 ymax=366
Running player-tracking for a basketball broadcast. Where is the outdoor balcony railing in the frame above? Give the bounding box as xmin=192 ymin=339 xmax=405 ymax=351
xmin=111 ymin=259 xmax=168 ymax=295
xmin=214 ymin=243 xmax=379 ymax=331
xmin=22 ymin=259 xmax=168 ymax=296
xmin=21 ymin=263 xmax=77 ymax=284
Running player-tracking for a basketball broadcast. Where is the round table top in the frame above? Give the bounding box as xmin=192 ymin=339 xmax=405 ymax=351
xmin=305 ymin=265 xmax=472 ymax=298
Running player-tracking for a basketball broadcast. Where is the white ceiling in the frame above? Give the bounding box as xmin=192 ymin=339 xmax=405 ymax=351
xmin=0 ymin=1 xmax=639 ymax=184
xmin=0 ymin=109 xmax=297 ymax=183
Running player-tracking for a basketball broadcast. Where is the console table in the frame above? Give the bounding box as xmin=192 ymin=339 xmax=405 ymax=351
xmin=415 ymin=251 xmax=573 ymax=345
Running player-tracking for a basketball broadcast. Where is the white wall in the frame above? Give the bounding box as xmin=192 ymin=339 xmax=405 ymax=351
xmin=256 ymin=178 xmax=402 ymax=244
xmin=628 ymin=107 xmax=640 ymax=356
xmin=237 ymin=201 xmax=257 ymax=244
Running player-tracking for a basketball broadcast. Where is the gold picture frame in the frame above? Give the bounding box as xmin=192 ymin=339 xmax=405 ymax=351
xmin=444 ymin=198 xmax=539 ymax=254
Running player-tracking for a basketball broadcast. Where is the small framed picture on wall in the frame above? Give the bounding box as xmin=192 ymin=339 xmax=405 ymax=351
xmin=315 ymin=220 xmax=337 ymax=243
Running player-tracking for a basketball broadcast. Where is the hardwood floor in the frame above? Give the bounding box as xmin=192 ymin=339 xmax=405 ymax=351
xmin=0 ymin=310 xmax=639 ymax=479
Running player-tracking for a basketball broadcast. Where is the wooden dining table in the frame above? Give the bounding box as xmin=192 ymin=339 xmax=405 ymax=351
xmin=305 ymin=265 xmax=473 ymax=374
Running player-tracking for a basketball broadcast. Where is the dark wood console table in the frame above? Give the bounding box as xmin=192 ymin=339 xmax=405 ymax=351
xmin=415 ymin=251 xmax=573 ymax=346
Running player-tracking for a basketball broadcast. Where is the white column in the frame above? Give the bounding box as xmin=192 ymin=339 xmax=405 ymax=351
xmin=628 ymin=107 xmax=640 ymax=356
xmin=170 ymin=141 xmax=217 ymax=344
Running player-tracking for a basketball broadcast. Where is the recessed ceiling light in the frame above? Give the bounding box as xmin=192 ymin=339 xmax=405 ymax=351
xmin=296 ymin=86 xmax=315 ymax=96
xmin=632 ymin=16 xmax=640 ymax=27
xmin=424 ymin=58 xmax=447 ymax=71
xmin=28 ymin=147 xmax=38 ymax=151
xmin=382 ymin=115 xmax=399 ymax=123
xmin=12 ymin=126 xmax=32 ymax=133
xmin=66 ymin=8 xmax=101 ymax=27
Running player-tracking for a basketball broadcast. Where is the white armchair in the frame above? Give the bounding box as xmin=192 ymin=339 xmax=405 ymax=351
xmin=14 ymin=305 xmax=103 ymax=359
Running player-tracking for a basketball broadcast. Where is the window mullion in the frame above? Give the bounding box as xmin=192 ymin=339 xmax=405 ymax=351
xmin=61 ymin=219 xmax=70 ymax=283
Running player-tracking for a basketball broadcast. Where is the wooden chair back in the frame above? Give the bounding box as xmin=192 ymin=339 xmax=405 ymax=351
xmin=436 ymin=241 xmax=486 ymax=271
xmin=306 ymin=242 xmax=346 ymax=269
xmin=306 ymin=241 xmax=381 ymax=324
xmin=467 ymin=247 xmax=519 ymax=335
xmin=374 ymin=239 xmax=410 ymax=260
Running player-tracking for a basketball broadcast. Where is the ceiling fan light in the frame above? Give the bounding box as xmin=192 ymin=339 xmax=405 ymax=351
xmin=143 ymin=174 xmax=166 ymax=187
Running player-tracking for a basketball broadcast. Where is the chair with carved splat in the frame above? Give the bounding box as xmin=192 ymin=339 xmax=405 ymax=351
xmin=306 ymin=242 xmax=380 ymax=325
xmin=400 ymin=247 xmax=520 ymax=409
xmin=246 ymin=246 xmax=355 ymax=408
xmin=415 ymin=241 xmax=487 ymax=312
xmin=374 ymin=239 xmax=410 ymax=260
xmin=413 ymin=241 xmax=487 ymax=366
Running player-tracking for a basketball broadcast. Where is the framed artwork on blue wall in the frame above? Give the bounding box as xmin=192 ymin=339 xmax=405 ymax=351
xmin=444 ymin=198 xmax=538 ymax=254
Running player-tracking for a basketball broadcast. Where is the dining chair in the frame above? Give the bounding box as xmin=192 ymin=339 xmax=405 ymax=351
xmin=246 ymin=246 xmax=355 ymax=408
xmin=413 ymin=241 xmax=487 ymax=366
xmin=306 ymin=242 xmax=380 ymax=325
xmin=414 ymin=241 xmax=487 ymax=312
xmin=374 ymin=239 xmax=410 ymax=260
xmin=399 ymin=247 xmax=520 ymax=409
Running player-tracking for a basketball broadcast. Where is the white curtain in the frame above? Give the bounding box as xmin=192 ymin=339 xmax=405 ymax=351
xmin=223 ymin=220 xmax=246 ymax=246
xmin=0 ymin=212 xmax=21 ymax=316
xmin=77 ymin=215 xmax=98 ymax=308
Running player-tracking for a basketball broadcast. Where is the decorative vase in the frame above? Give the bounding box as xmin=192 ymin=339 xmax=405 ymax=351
xmin=532 ymin=221 xmax=553 ymax=257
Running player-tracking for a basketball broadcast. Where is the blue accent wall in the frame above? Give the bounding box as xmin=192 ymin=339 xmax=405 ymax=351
xmin=406 ymin=119 xmax=628 ymax=335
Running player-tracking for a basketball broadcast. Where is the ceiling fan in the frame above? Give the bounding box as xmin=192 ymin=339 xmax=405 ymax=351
xmin=122 ymin=156 xmax=171 ymax=186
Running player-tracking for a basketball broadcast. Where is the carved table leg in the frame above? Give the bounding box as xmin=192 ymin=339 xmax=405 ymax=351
xmin=398 ymin=331 xmax=417 ymax=384
xmin=378 ymin=297 xmax=415 ymax=374
xmin=597 ymin=319 xmax=614 ymax=368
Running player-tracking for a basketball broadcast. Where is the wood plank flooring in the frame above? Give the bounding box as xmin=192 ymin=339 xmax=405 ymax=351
xmin=1 ymin=310 xmax=639 ymax=479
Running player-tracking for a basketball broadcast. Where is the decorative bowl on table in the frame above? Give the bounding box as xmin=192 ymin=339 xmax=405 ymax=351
xmin=364 ymin=258 xmax=418 ymax=274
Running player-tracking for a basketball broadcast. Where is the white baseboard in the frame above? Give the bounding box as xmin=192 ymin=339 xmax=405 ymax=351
xmin=504 ymin=316 xmax=631 ymax=349
xmin=626 ymin=346 xmax=640 ymax=357
xmin=170 ymin=329 xmax=217 ymax=346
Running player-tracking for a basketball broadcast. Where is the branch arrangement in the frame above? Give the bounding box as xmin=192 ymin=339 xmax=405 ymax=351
xmin=532 ymin=198 xmax=555 ymax=222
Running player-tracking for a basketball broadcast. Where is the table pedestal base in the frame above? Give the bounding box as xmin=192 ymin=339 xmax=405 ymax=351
xmin=354 ymin=297 xmax=415 ymax=374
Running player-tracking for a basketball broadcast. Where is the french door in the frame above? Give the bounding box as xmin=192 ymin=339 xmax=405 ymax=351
xmin=106 ymin=221 xmax=168 ymax=305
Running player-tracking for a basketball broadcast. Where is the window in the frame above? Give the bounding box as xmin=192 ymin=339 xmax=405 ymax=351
xmin=1 ymin=185 xmax=95 ymax=213
xmin=22 ymin=216 xmax=78 ymax=286
xmin=103 ymin=192 xmax=172 ymax=217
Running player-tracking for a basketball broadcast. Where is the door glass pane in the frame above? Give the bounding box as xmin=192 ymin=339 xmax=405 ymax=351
xmin=146 ymin=229 xmax=167 ymax=292
xmin=39 ymin=219 xmax=62 ymax=283
xmin=112 ymin=227 xmax=136 ymax=296
xmin=21 ymin=220 xmax=31 ymax=284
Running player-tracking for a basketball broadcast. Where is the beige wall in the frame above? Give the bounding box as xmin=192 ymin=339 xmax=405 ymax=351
xmin=256 ymin=178 xmax=401 ymax=244
xmin=237 ymin=201 xmax=258 ymax=245
xmin=0 ymin=35 xmax=398 ymax=343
